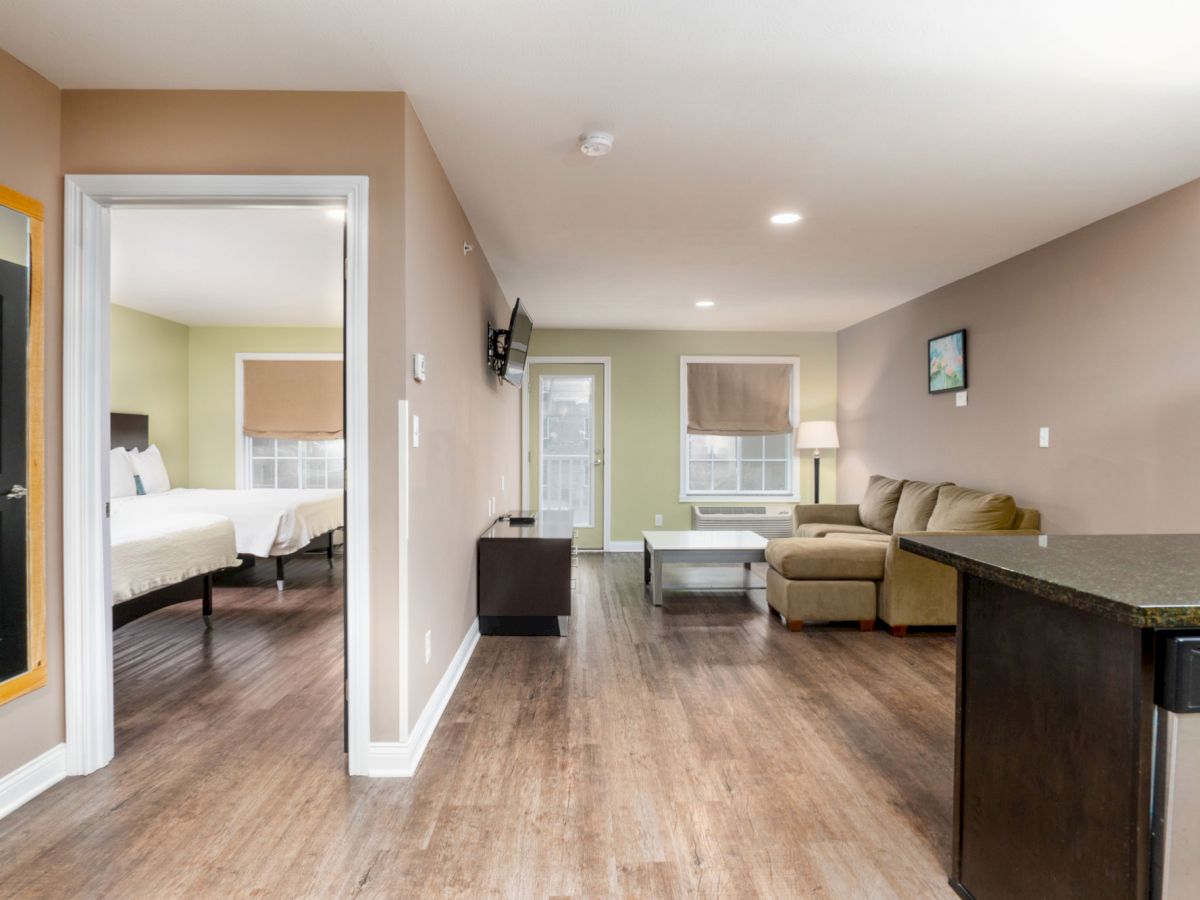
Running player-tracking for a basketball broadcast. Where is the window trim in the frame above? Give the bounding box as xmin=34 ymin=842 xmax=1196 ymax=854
xmin=678 ymin=355 xmax=801 ymax=502
xmin=234 ymin=351 xmax=344 ymax=489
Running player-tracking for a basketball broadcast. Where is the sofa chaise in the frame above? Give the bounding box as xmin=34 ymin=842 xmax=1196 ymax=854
xmin=765 ymin=475 xmax=1041 ymax=634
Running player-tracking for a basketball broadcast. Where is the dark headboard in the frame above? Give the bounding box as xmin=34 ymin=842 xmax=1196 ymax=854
xmin=111 ymin=413 xmax=149 ymax=451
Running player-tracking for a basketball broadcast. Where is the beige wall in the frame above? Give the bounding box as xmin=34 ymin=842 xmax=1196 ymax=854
xmin=402 ymin=99 xmax=519 ymax=727
xmin=110 ymin=304 xmax=190 ymax=485
xmin=527 ymin=330 xmax=839 ymax=541
xmin=188 ymin=326 xmax=342 ymax=489
xmin=61 ymin=90 xmax=408 ymax=741
xmin=0 ymin=48 xmax=64 ymax=779
xmin=838 ymin=178 xmax=1200 ymax=533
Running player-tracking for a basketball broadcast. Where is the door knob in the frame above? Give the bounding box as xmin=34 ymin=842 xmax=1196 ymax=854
xmin=593 ymin=451 xmax=603 ymax=466
xmin=5 ymin=484 xmax=27 ymax=500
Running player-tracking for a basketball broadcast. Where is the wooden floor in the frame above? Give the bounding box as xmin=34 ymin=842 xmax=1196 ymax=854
xmin=0 ymin=554 xmax=958 ymax=898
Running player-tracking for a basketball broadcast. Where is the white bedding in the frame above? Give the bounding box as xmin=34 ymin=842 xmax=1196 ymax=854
xmin=112 ymin=488 xmax=344 ymax=558
xmin=110 ymin=508 xmax=239 ymax=603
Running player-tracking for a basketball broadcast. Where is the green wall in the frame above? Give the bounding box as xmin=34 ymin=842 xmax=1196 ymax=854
xmin=188 ymin=326 xmax=343 ymax=488
xmin=111 ymin=304 xmax=191 ymax=485
xmin=526 ymin=330 xmax=838 ymax=543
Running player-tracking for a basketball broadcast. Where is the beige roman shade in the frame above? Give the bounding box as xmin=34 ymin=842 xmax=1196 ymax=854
xmin=686 ymin=362 xmax=793 ymax=435
xmin=243 ymin=360 xmax=344 ymax=440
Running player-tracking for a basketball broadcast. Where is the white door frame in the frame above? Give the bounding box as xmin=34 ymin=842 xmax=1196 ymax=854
xmin=234 ymin=352 xmax=345 ymax=489
xmin=521 ymin=356 xmax=612 ymax=551
xmin=63 ymin=175 xmax=372 ymax=777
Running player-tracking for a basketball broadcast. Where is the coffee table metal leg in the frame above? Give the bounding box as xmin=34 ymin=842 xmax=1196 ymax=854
xmin=652 ymin=551 xmax=664 ymax=607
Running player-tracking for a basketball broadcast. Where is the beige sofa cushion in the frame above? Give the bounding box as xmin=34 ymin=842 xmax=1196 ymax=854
xmin=795 ymin=523 xmax=885 ymax=539
xmin=858 ymin=475 xmax=904 ymax=534
xmin=892 ymin=480 xmax=950 ymax=533
xmin=765 ymin=538 xmax=887 ymax=581
xmin=926 ymin=485 xmax=1017 ymax=531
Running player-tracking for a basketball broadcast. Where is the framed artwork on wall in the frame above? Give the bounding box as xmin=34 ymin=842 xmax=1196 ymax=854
xmin=928 ymin=328 xmax=967 ymax=394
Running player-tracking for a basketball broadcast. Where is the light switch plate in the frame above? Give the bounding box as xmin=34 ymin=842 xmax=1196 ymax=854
xmin=655 ymin=514 xmax=663 ymax=526
xmin=413 ymin=352 xmax=427 ymax=383
xmin=955 ymin=391 xmax=967 ymax=407
xmin=1039 ymin=426 xmax=1050 ymax=448
xmin=412 ymin=414 xmax=420 ymax=448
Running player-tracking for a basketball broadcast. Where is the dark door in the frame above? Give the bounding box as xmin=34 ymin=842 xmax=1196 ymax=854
xmin=0 ymin=256 xmax=29 ymax=681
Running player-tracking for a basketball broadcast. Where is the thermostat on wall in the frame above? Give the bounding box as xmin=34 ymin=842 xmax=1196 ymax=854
xmin=413 ymin=352 xmax=427 ymax=383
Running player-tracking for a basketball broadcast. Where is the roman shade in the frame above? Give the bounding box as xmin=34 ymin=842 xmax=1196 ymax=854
xmin=243 ymin=360 xmax=343 ymax=440
xmin=686 ymin=362 xmax=793 ymax=435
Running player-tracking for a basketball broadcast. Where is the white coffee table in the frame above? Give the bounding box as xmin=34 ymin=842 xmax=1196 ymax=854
xmin=642 ymin=530 xmax=769 ymax=607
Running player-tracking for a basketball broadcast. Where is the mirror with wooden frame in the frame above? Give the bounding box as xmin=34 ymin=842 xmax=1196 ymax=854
xmin=0 ymin=185 xmax=46 ymax=705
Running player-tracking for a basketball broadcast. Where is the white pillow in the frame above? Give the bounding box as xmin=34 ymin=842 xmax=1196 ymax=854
xmin=130 ymin=444 xmax=171 ymax=494
xmin=109 ymin=448 xmax=138 ymax=498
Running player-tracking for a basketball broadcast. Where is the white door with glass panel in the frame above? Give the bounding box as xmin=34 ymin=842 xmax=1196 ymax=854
xmin=528 ymin=363 xmax=604 ymax=549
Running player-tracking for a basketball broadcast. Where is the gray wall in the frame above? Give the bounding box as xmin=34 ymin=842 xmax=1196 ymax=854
xmin=838 ymin=178 xmax=1200 ymax=534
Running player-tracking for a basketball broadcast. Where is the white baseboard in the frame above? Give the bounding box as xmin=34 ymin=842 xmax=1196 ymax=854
xmin=0 ymin=743 xmax=67 ymax=820
xmin=606 ymin=540 xmax=643 ymax=553
xmin=366 ymin=619 xmax=480 ymax=778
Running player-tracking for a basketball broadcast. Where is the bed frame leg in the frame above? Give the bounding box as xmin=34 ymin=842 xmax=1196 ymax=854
xmin=202 ymin=575 xmax=213 ymax=629
xmin=327 ymin=532 xmax=335 ymax=566
xmin=276 ymin=555 xmax=286 ymax=592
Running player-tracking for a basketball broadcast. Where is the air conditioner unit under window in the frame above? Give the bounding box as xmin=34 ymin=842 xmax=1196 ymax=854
xmin=691 ymin=505 xmax=794 ymax=538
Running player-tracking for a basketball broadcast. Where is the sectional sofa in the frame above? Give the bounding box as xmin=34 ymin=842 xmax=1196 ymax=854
xmin=764 ymin=475 xmax=1041 ymax=634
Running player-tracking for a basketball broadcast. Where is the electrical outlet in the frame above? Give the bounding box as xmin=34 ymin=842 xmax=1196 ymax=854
xmin=1039 ymin=427 xmax=1050 ymax=448
xmin=424 ymin=630 xmax=431 ymax=664
xmin=955 ymin=391 xmax=967 ymax=407
xmin=501 ymin=475 xmax=506 ymax=491
xmin=655 ymin=514 xmax=663 ymax=526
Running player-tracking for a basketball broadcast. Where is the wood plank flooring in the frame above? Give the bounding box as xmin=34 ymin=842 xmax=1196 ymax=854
xmin=0 ymin=553 xmax=957 ymax=898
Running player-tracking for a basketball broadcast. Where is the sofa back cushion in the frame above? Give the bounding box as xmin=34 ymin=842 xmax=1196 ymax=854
xmin=892 ymin=480 xmax=950 ymax=533
xmin=858 ymin=475 xmax=905 ymax=534
xmin=927 ymin=485 xmax=1018 ymax=531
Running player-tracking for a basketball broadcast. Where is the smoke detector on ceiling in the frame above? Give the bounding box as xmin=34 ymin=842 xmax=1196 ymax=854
xmin=580 ymin=132 xmax=614 ymax=157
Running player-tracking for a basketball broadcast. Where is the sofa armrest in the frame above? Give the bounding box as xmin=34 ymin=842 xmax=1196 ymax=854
xmin=792 ymin=503 xmax=862 ymax=532
xmin=881 ymin=529 xmax=1043 ymax=627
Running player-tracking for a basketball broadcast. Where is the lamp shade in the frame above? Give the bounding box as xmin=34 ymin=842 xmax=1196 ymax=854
xmin=796 ymin=420 xmax=839 ymax=450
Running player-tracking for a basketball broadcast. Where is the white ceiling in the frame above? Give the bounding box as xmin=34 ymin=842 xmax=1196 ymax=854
xmin=109 ymin=207 xmax=344 ymax=327
xmin=7 ymin=1 xmax=1200 ymax=331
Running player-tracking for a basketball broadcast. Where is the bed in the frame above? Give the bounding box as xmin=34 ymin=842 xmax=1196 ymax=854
xmin=112 ymin=413 xmax=344 ymax=591
xmin=110 ymin=413 xmax=240 ymax=629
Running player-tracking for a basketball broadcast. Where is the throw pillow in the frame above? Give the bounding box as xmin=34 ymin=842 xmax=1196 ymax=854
xmin=892 ymin=480 xmax=952 ymax=533
xmin=926 ymin=485 xmax=1017 ymax=531
xmin=857 ymin=474 xmax=904 ymax=534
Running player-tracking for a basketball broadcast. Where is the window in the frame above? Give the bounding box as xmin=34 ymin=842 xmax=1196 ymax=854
xmin=680 ymin=356 xmax=799 ymax=499
xmin=248 ymin=437 xmax=344 ymax=489
xmin=686 ymin=433 xmax=792 ymax=495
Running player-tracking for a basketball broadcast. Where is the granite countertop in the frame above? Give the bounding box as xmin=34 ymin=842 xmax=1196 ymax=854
xmin=899 ymin=534 xmax=1200 ymax=628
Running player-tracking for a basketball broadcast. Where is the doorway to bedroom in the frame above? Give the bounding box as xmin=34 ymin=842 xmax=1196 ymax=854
xmin=102 ymin=201 xmax=350 ymax=768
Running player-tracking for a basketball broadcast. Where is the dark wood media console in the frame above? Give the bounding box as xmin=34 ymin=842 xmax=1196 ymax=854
xmin=477 ymin=511 xmax=574 ymax=636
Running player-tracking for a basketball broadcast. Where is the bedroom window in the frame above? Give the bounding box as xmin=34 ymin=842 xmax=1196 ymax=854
xmin=248 ymin=437 xmax=344 ymax=490
xmin=680 ymin=356 xmax=799 ymax=500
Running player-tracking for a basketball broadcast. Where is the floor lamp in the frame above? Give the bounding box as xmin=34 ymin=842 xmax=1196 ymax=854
xmin=796 ymin=420 xmax=839 ymax=504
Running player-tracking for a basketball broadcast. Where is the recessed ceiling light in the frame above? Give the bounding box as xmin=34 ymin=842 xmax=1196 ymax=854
xmin=770 ymin=211 xmax=802 ymax=225
xmin=695 ymin=299 xmax=715 ymax=308
xmin=325 ymin=208 xmax=346 ymax=221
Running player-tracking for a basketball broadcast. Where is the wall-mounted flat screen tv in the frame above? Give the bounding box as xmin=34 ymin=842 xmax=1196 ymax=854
xmin=488 ymin=298 xmax=533 ymax=387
